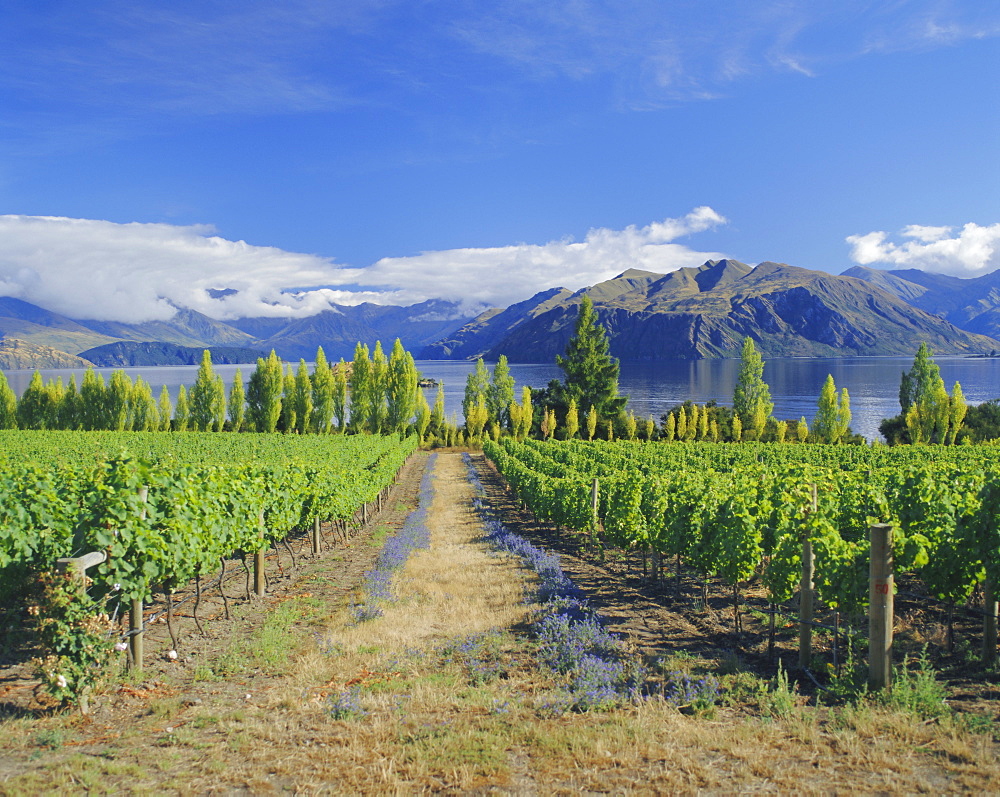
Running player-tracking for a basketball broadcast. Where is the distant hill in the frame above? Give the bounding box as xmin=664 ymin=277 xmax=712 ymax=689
xmin=0 ymin=337 xmax=95 ymax=369
xmin=422 ymin=260 xmax=998 ymax=362
xmin=3 ymin=259 xmax=999 ymax=368
xmin=843 ymin=265 xmax=1000 ymax=342
xmin=79 ymin=341 xmax=268 ymax=367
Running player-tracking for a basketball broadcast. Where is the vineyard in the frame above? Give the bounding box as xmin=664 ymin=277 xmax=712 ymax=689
xmin=0 ymin=430 xmax=418 ymax=702
xmin=483 ymin=438 xmax=1000 ymax=669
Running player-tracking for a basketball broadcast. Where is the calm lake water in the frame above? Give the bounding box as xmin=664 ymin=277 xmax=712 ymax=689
xmin=4 ymin=357 xmax=1000 ymax=441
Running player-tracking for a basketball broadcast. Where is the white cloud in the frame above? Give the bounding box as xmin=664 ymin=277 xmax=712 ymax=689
xmin=0 ymin=209 xmax=728 ymax=322
xmin=354 ymin=207 xmax=729 ymax=310
xmin=0 ymin=216 xmax=345 ymax=322
xmin=846 ymin=222 xmax=1000 ymax=277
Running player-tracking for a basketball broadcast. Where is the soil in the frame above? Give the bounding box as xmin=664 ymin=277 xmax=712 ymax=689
xmin=0 ymin=450 xmax=432 ymax=718
xmin=0 ymin=448 xmax=998 ymax=794
xmin=468 ymin=453 xmax=1000 ymax=719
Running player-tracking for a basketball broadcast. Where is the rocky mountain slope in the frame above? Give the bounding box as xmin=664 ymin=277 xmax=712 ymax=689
xmin=423 ymin=260 xmax=998 ymax=362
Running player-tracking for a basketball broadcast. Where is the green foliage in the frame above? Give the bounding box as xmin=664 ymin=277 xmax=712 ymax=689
xmin=554 ymin=295 xmax=628 ymax=423
xmin=30 ymin=571 xmax=115 ymax=707
xmin=227 ymin=369 xmax=245 ymax=431
xmin=733 ymin=337 xmax=773 ymax=440
xmin=246 ymin=350 xmax=284 ymax=433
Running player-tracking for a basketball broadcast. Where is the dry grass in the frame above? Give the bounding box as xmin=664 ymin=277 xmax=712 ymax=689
xmin=2 ymin=452 xmax=999 ymax=794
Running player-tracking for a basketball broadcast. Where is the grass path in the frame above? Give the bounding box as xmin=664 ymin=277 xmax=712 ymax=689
xmin=1 ymin=451 xmax=999 ymax=794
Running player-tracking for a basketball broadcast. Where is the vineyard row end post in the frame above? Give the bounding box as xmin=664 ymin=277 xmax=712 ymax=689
xmin=869 ymin=523 xmax=894 ymax=691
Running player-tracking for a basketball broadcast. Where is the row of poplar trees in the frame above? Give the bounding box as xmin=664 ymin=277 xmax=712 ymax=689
xmin=0 ymin=339 xmax=439 ymax=437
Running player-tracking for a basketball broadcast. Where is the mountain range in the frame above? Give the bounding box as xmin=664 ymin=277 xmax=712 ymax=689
xmin=1 ymin=260 xmax=998 ymax=369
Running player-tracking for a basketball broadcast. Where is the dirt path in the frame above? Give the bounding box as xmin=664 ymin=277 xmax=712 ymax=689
xmin=1 ymin=449 xmax=999 ymax=794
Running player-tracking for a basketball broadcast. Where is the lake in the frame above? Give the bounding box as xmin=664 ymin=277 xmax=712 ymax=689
xmin=3 ymin=356 xmax=999 ymax=441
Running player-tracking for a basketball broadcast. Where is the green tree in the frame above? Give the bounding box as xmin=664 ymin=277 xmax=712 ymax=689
xmin=564 ymin=397 xmax=580 ymax=439
xmin=386 ymin=339 xmax=418 ymax=435
xmin=554 ymin=295 xmax=627 ymax=423
xmin=79 ymin=368 xmax=107 ymax=430
xmin=157 ymin=386 xmax=173 ymax=431
xmin=130 ymin=377 xmax=158 ymax=432
xmin=292 ymin=360 xmax=313 ymax=434
xmin=898 ymin=342 xmax=940 ymax=414
xmin=947 ymin=382 xmax=967 ymax=445
xmin=174 ymin=385 xmax=190 ymax=432
xmin=228 ymin=369 xmax=245 ymax=431
xmin=487 ymin=355 xmax=516 ymax=431
xmin=246 ymin=351 xmax=284 ymax=433
xmin=813 ymin=374 xmax=852 ymax=444
xmin=349 ymin=343 xmax=373 ymax=433
xmin=464 ymin=358 xmax=491 ymax=429
xmin=0 ymin=370 xmax=17 ymax=429
xmin=310 ymin=347 xmax=335 ymax=434
xmin=585 ymin=404 xmax=597 ymax=441
xmin=733 ymin=337 xmax=773 ymax=440
xmin=280 ymin=367 xmax=297 ymax=432
xmin=58 ymin=375 xmax=80 ymax=430
xmin=332 ymin=359 xmax=349 ymax=432
xmin=415 ymin=388 xmax=431 ymax=444
xmin=211 ymin=375 xmax=227 ymax=431
xmin=663 ymin=412 xmax=676 ymax=442
xmin=107 ymin=370 xmax=133 ymax=431
xmin=368 ymin=341 xmax=389 ymax=434
xmin=16 ymin=371 xmax=50 ymax=429
xmin=189 ymin=350 xmax=218 ymax=432
xmin=428 ymin=381 xmax=446 ymax=442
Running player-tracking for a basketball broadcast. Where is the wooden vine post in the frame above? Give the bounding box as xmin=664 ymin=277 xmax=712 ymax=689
xmin=254 ymin=510 xmax=266 ymax=597
xmin=798 ymin=536 xmax=814 ymax=669
xmin=869 ymin=523 xmax=894 ymax=690
xmin=984 ymin=577 xmax=998 ymax=667
xmin=312 ymin=517 xmax=321 ymax=556
xmin=129 ymin=486 xmax=149 ymax=673
xmin=798 ymin=484 xmax=817 ymax=670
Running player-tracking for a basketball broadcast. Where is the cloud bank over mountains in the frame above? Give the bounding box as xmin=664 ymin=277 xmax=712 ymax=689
xmin=0 ymin=209 xmax=728 ymax=323
xmin=847 ymin=222 xmax=1000 ymax=278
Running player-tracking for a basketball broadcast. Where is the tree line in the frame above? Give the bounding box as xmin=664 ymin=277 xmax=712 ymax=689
xmin=0 ymin=339 xmax=458 ymax=442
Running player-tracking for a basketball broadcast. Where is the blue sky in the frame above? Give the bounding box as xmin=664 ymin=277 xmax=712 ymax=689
xmin=0 ymin=1 xmax=997 ymax=322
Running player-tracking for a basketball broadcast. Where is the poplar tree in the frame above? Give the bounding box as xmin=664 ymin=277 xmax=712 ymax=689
xmin=464 ymin=358 xmax=490 ymax=428
xmin=80 ymin=368 xmax=107 ymax=431
xmin=228 ymin=370 xmax=245 ymax=431
xmin=813 ymin=374 xmax=852 ymax=444
xmin=246 ymin=351 xmax=284 ymax=433
xmin=386 ymin=339 xmax=418 ymax=435
xmin=0 ymin=371 xmax=17 ymax=429
xmin=107 ymin=370 xmax=133 ymax=431
xmin=174 ymin=385 xmax=191 ymax=431
xmin=349 ymin=343 xmax=372 ymax=433
xmin=554 ymin=295 xmax=627 ymax=421
xmin=948 ymin=382 xmax=968 ymax=445
xmin=796 ymin=417 xmax=809 ymax=442
xmin=663 ymin=412 xmax=676 ymax=442
xmin=625 ymin=411 xmax=637 ymax=441
xmin=211 ymin=374 xmax=227 ymax=431
xmin=16 ymin=372 xmax=49 ymax=429
xmin=332 ymin=359 xmax=349 ymax=432
xmin=310 ymin=347 xmax=335 ymax=434
xmin=280 ymin=367 xmax=298 ymax=432
xmin=698 ymin=406 xmax=709 ymax=440
xmin=645 ymin=415 xmax=656 ymax=441
xmin=368 ymin=341 xmax=389 ymax=434
xmin=58 ymin=375 xmax=80 ymax=430
xmin=676 ymin=407 xmax=687 ymax=440
xmin=731 ymin=414 xmax=743 ymax=442
xmin=190 ymin=350 xmax=218 ymax=432
xmin=733 ymin=337 xmax=773 ymax=440
xmin=428 ymin=381 xmax=446 ymax=442
xmin=564 ymin=397 xmax=580 ymax=439
xmin=158 ymin=386 xmax=173 ymax=431
xmin=466 ymin=397 xmax=488 ymax=442
xmin=131 ymin=377 xmax=158 ymax=432
xmin=292 ymin=360 xmax=313 ymax=434
xmin=487 ymin=355 xmax=515 ymax=430
xmin=585 ymin=404 xmax=597 ymax=441
xmin=415 ymin=388 xmax=431 ymax=444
